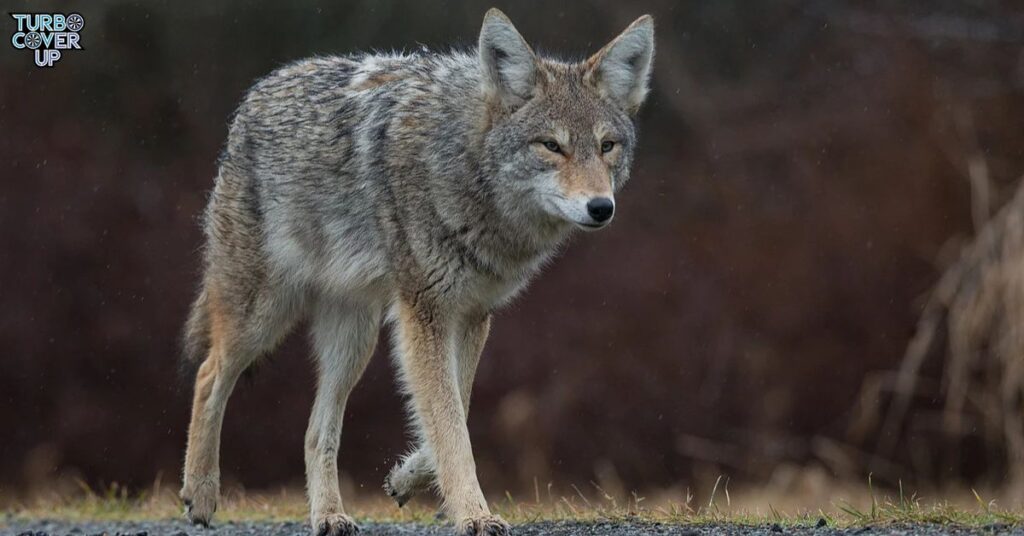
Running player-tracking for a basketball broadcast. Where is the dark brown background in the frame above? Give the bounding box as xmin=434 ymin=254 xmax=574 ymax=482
xmin=2 ymin=0 xmax=1023 ymax=497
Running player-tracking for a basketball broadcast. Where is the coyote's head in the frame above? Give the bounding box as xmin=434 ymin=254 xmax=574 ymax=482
xmin=478 ymin=8 xmax=654 ymax=232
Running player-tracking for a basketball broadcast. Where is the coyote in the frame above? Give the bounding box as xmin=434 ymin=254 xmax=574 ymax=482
xmin=179 ymin=8 xmax=654 ymax=536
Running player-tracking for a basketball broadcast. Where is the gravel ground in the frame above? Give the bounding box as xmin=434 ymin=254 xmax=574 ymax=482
xmin=3 ymin=520 xmax=1022 ymax=536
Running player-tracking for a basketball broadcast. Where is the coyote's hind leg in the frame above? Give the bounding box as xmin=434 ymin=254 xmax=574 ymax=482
xmin=180 ymin=282 xmax=299 ymax=526
xmin=180 ymin=292 xmax=254 ymax=526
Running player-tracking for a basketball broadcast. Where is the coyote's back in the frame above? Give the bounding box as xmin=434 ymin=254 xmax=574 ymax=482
xmin=180 ymin=8 xmax=654 ymax=536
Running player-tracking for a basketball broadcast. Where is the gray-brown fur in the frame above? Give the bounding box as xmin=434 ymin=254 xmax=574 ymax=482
xmin=179 ymin=9 xmax=654 ymax=536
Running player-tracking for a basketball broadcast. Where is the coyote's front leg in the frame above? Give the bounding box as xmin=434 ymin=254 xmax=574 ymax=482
xmin=385 ymin=315 xmax=491 ymax=507
xmin=395 ymin=301 xmax=509 ymax=536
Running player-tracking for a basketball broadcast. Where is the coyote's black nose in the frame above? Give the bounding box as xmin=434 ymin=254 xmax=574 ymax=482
xmin=586 ymin=197 xmax=615 ymax=223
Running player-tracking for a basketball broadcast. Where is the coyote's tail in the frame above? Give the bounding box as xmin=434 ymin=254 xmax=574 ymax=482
xmin=180 ymin=289 xmax=211 ymax=378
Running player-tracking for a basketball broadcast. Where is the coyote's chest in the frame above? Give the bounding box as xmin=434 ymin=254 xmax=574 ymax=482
xmin=455 ymin=250 xmax=553 ymax=312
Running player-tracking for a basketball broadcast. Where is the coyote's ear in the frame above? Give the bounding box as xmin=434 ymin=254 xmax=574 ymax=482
xmin=479 ymin=8 xmax=539 ymax=107
xmin=586 ymin=15 xmax=655 ymax=115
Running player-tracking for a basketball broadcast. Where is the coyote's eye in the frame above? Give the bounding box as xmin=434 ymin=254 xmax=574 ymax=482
xmin=601 ymin=140 xmax=616 ymax=153
xmin=542 ymin=140 xmax=562 ymax=154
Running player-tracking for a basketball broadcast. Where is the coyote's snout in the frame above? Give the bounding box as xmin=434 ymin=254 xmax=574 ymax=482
xmin=542 ymin=150 xmax=618 ymax=230
xmin=179 ymin=8 xmax=654 ymax=536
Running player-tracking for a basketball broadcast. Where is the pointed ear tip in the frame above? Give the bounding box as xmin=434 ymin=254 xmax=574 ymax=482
xmin=630 ymin=14 xmax=655 ymax=31
xmin=483 ymin=8 xmax=511 ymax=22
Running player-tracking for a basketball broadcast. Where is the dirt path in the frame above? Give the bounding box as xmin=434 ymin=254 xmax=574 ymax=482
xmin=4 ymin=519 xmax=1021 ymax=536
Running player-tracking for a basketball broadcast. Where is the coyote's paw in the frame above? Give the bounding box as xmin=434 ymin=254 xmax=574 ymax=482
xmin=382 ymin=475 xmax=412 ymax=507
xmin=313 ymin=513 xmax=360 ymax=536
xmin=383 ymin=459 xmax=432 ymax=507
xmin=180 ymin=480 xmax=218 ymax=527
xmin=457 ymin=515 xmax=511 ymax=536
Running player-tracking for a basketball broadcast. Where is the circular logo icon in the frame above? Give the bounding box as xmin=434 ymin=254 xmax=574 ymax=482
xmin=24 ymin=32 xmax=42 ymax=49
xmin=66 ymin=13 xmax=84 ymax=32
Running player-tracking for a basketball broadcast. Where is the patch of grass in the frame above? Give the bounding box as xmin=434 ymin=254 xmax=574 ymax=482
xmin=827 ymin=480 xmax=1020 ymax=528
xmin=3 ymin=479 xmax=1022 ymax=529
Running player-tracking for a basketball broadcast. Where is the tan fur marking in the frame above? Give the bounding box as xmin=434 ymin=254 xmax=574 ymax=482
xmin=400 ymin=115 xmax=421 ymax=130
xmin=353 ymin=72 xmax=400 ymax=91
xmin=557 ymin=157 xmax=612 ymax=199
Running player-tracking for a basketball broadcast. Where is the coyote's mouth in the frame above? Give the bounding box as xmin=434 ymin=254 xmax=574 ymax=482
xmin=575 ymin=221 xmax=609 ymax=231
xmin=542 ymin=193 xmax=612 ymax=231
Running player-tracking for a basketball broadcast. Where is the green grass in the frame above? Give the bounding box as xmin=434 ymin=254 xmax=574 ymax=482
xmin=4 ymin=480 xmax=1022 ymax=528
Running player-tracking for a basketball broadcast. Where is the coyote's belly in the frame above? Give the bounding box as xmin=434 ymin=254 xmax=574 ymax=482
xmin=263 ymin=205 xmax=540 ymax=313
xmin=262 ymin=200 xmax=391 ymax=300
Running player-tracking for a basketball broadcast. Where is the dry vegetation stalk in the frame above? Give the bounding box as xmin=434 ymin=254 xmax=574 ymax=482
xmin=853 ymin=174 xmax=1024 ymax=487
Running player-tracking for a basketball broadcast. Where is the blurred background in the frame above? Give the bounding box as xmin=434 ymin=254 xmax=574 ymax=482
xmin=3 ymin=0 xmax=1024 ymax=506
